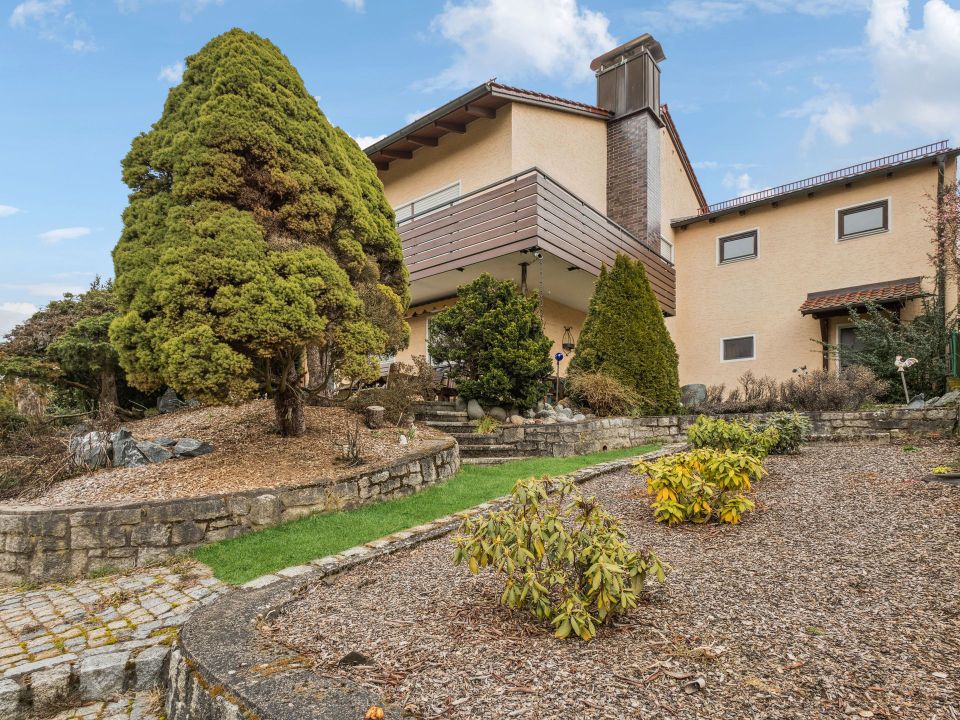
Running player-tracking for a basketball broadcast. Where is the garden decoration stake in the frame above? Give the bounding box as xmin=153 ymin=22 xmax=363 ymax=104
xmin=895 ymin=355 xmax=919 ymax=403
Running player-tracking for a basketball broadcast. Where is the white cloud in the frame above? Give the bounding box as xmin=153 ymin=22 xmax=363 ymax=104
xmin=9 ymin=0 xmax=95 ymax=51
xmin=423 ymin=0 xmax=615 ymax=90
xmin=635 ymin=0 xmax=869 ymax=31
xmin=799 ymin=0 xmax=960 ymax=147
xmin=38 ymin=226 xmax=91 ymax=243
xmin=158 ymin=61 xmax=184 ymax=83
xmin=0 ymin=302 xmax=38 ymax=337
xmin=723 ymin=171 xmax=760 ymax=197
xmin=115 ymin=0 xmax=223 ymax=20
xmin=352 ymin=134 xmax=386 ymax=149
xmin=405 ymin=109 xmax=432 ymax=124
xmin=692 ymin=160 xmax=719 ymax=170
xmin=0 ymin=205 xmax=20 ymax=217
xmin=341 ymin=0 xmax=364 ymax=10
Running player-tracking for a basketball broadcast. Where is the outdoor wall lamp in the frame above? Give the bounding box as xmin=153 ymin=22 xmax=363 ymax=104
xmin=561 ymin=326 xmax=576 ymax=354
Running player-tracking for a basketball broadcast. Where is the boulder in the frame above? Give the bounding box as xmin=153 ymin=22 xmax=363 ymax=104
xmin=152 ymin=437 xmax=177 ymax=447
xmin=558 ymin=406 xmax=573 ymax=418
xmin=172 ymin=438 xmax=214 ymax=458
xmin=136 ymin=441 xmax=173 ymax=464
xmin=536 ymin=409 xmax=556 ymax=419
xmin=509 ymin=414 xmax=525 ymax=425
xmin=455 ymin=396 xmax=467 ymax=412
xmin=681 ymin=383 xmax=707 ymax=408
xmin=466 ymin=399 xmax=485 ymax=420
xmin=157 ymin=388 xmax=186 ymax=414
xmin=933 ymin=390 xmax=960 ymax=406
xmin=488 ymin=406 xmax=508 ymax=421
xmin=69 ymin=431 xmax=111 ymax=470
xmin=572 ymin=413 xmax=586 ymax=422
xmin=524 ymin=409 xmax=535 ymax=419
xmin=907 ymin=393 xmax=925 ymax=409
xmin=111 ymin=430 xmax=149 ymax=468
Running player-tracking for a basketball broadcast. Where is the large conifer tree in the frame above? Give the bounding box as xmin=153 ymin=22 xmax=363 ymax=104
xmin=568 ymin=255 xmax=680 ymax=415
xmin=111 ymin=29 xmax=408 ymax=436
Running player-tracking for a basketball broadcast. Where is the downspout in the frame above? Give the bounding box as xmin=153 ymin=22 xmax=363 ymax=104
xmin=936 ymin=154 xmax=948 ymax=392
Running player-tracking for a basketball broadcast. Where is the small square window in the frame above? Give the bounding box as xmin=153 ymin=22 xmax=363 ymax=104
xmin=722 ymin=335 xmax=755 ymax=361
xmin=718 ymin=230 xmax=757 ymax=264
xmin=838 ymin=200 xmax=888 ymax=240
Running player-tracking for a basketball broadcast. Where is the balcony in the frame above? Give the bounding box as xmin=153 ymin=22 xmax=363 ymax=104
xmin=398 ymin=169 xmax=676 ymax=315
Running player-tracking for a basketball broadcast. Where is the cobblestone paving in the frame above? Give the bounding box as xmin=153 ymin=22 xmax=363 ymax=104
xmin=48 ymin=690 xmax=163 ymax=719
xmin=0 ymin=560 xmax=229 ymax=718
xmin=0 ymin=562 xmax=225 ymax=673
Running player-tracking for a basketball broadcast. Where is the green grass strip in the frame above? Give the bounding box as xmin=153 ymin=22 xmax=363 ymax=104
xmin=194 ymin=444 xmax=658 ymax=585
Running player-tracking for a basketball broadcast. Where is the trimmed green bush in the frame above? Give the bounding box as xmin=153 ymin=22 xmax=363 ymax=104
xmin=427 ymin=274 xmax=552 ymax=409
xmin=752 ymin=411 xmax=810 ymax=454
xmin=687 ymin=415 xmax=779 ymax=459
xmin=568 ymin=255 xmax=679 ymax=415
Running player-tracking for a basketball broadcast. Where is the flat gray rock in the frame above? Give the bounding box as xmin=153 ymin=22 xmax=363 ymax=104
xmin=172 ymin=438 xmax=214 ymax=458
xmin=137 ymin=440 xmax=173 ymax=464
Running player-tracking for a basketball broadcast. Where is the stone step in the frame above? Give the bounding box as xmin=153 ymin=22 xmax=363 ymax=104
xmin=412 ymin=402 xmax=458 ymax=414
xmin=423 ymin=420 xmax=477 ymax=433
xmin=450 ymin=433 xmax=503 ymax=445
xmin=462 ymin=456 xmax=529 ymax=465
xmin=416 ymin=410 xmax=469 ymax=422
xmin=459 ymin=443 xmax=530 ymax=458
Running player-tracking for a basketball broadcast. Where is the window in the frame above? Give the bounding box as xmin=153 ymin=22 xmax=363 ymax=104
xmin=721 ymin=335 xmax=755 ymax=362
xmin=660 ymin=235 xmax=674 ymax=263
xmin=718 ymin=230 xmax=757 ymax=264
xmin=837 ymin=326 xmax=864 ymax=369
xmin=838 ymin=200 xmax=888 ymax=240
xmin=394 ymin=182 xmax=461 ymax=225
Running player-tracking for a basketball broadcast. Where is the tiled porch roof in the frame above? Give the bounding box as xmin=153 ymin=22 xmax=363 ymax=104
xmin=799 ymin=277 xmax=925 ymax=316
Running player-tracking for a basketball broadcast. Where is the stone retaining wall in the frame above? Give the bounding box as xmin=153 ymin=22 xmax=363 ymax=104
xmin=0 ymin=441 xmax=459 ymax=586
xmin=514 ymin=406 xmax=958 ymax=457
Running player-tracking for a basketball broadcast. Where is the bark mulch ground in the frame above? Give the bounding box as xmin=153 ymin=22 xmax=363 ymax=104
xmin=270 ymin=441 xmax=960 ymax=720
xmin=17 ymin=401 xmax=447 ymax=506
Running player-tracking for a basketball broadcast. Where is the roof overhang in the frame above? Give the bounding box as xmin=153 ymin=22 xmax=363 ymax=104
xmin=799 ymin=277 xmax=926 ymax=318
xmin=365 ymin=82 xmax=611 ymax=172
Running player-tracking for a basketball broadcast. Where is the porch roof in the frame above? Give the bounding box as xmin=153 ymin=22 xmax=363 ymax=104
xmin=799 ymin=277 xmax=925 ymax=317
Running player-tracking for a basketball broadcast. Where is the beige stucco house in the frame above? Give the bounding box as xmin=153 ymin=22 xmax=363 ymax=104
xmin=365 ymin=33 xmax=958 ymax=389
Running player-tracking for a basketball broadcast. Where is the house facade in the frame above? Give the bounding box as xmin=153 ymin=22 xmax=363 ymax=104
xmin=365 ymin=33 xmax=958 ymax=389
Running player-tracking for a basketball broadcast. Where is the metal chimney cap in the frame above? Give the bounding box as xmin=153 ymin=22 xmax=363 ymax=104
xmin=590 ymin=33 xmax=665 ymax=72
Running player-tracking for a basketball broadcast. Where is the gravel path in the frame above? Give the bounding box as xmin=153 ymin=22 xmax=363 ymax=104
xmin=272 ymin=442 xmax=960 ymax=720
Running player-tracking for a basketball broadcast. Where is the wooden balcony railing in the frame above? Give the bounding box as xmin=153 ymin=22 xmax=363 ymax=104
xmin=398 ymin=168 xmax=676 ymax=314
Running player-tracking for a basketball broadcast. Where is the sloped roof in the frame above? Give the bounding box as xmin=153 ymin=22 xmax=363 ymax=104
xmin=799 ymin=277 xmax=925 ymax=316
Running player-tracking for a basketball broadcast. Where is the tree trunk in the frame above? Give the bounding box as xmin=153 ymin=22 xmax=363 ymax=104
xmin=306 ymin=342 xmax=336 ymax=397
xmin=98 ymin=366 xmax=119 ymax=421
xmin=274 ymin=362 xmax=306 ymax=437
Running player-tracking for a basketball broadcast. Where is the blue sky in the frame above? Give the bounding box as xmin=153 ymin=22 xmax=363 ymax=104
xmin=2 ymin=0 xmax=959 ymax=334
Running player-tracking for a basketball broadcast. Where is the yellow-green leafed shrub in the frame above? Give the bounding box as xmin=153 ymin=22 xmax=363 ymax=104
xmin=453 ymin=476 xmax=667 ymax=641
xmin=636 ymin=449 xmax=764 ymax=526
xmin=687 ymin=415 xmax=779 ymax=459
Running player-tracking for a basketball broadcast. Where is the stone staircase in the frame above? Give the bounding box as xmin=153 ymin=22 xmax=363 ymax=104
xmin=413 ymin=401 xmax=535 ymax=465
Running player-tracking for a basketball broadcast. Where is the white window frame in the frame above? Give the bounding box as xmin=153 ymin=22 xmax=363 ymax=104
xmin=716 ymin=227 xmax=759 ymax=266
xmin=720 ymin=334 xmax=757 ymax=363
xmin=395 ymin=181 xmax=461 ymax=225
xmin=835 ymin=197 xmax=891 ymax=243
xmin=659 ymin=234 xmax=674 ymax=263
xmin=424 ymin=316 xmax=433 ymax=365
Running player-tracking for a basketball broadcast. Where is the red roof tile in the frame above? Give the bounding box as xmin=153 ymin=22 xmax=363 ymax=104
xmin=488 ymin=82 xmax=611 ymax=117
xmin=799 ymin=277 xmax=925 ymax=315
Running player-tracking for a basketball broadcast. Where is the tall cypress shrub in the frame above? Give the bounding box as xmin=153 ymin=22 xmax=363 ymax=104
xmin=569 ymin=255 xmax=680 ymax=415
xmin=110 ymin=29 xmax=408 ymax=436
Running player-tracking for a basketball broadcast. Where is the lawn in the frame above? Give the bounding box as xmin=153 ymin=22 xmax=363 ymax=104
xmin=195 ymin=444 xmax=658 ymax=584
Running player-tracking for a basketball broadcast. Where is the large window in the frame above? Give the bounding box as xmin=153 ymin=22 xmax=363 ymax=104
xmin=718 ymin=230 xmax=758 ymax=264
xmin=721 ymin=335 xmax=756 ymax=362
xmin=838 ymin=200 xmax=888 ymax=240
xmin=394 ymin=182 xmax=461 ymax=224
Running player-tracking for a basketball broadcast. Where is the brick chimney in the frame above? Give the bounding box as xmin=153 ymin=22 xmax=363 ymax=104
xmin=591 ymin=35 xmax=665 ymax=251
